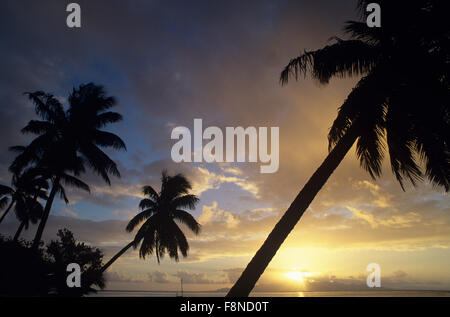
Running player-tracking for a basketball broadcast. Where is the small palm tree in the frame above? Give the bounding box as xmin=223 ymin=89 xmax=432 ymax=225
xmin=228 ymin=0 xmax=449 ymax=296
xmin=0 ymin=168 xmax=48 ymax=225
xmin=10 ymin=83 xmax=126 ymax=249
xmin=100 ymin=171 xmax=201 ymax=273
xmin=13 ymin=196 xmax=45 ymax=242
xmin=10 ymin=146 xmax=91 ymax=248
xmin=0 ymin=185 xmax=14 ymax=223
xmin=0 ymin=187 xmax=10 ymax=211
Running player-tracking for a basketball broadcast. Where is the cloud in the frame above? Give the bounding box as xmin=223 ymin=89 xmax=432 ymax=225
xmin=61 ymin=207 xmax=78 ymax=218
xmin=191 ymin=167 xmax=260 ymax=197
xmin=199 ymin=201 xmax=240 ymax=228
xmin=223 ymin=268 xmax=244 ymax=284
xmin=174 ymin=270 xmax=224 ymax=284
xmin=348 ymin=206 xmax=421 ymax=229
xmin=148 ymin=271 xmax=171 ymax=284
xmin=105 ymin=271 xmax=148 ymax=283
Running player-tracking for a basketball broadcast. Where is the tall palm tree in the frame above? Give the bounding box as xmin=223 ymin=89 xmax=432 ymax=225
xmin=0 ymin=168 xmax=48 ymax=225
xmin=11 ymin=83 xmax=126 ymax=249
xmin=100 ymin=171 xmax=201 ymax=273
xmin=227 ymin=0 xmax=449 ymax=297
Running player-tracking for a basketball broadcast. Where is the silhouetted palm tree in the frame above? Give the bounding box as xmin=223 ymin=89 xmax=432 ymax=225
xmin=0 ymin=168 xmax=48 ymax=225
xmin=12 ymin=171 xmax=49 ymax=241
xmin=13 ymin=197 xmax=44 ymax=242
xmin=228 ymin=0 xmax=449 ymax=297
xmin=10 ymin=83 xmax=126 ymax=249
xmin=10 ymin=146 xmax=91 ymax=249
xmin=0 ymin=186 xmax=10 ymax=211
xmin=100 ymin=171 xmax=201 ymax=273
xmin=0 ymin=186 xmax=13 ymax=223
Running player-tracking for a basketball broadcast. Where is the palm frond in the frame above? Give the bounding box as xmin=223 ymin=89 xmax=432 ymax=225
xmin=344 ymin=21 xmax=381 ymax=44
xmin=126 ymin=208 xmax=155 ymax=232
xmin=139 ymin=198 xmax=157 ymax=210
xmin=142 ymin=185 xmax=159 ymax=201
xmin=171 ymin=220 xmax=189 ymax=258
xmin=60 ymin=173 xmax=90 ymax=193
xmin=24 ymin=91 xmax=65 ymax=123
xmin=0 ymin=184 xmax=14 ymax=196
xmin=80 ymin=143 xmax=121 ymax=185
xmin=280 ymin=39 xmax=378 ymax=85
xmin=328 ymin=69 xmax=389 ymax=150
xmin=161 ymin=173 xmax=192 ymax=201
xmin=92 ymin=130 xmax=126 ymax=151
xmin=173 ymin=209 xmax=201 ymax=235
xmin=356 ymin=117 xmax=386 ymax=179
xmin=21 ymin=120 xmax=55 ymax=135
xmin=57 ymin=184 xmax=69 ymax=204
xmin=171 ymin=194 xmax=199 ymax=210
xmin=95 ymin=112 xmax=123 ymax=128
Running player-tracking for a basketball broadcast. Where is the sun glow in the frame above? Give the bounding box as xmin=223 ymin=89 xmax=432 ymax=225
xmin=285 ymin=271 xmax=314 ymax=283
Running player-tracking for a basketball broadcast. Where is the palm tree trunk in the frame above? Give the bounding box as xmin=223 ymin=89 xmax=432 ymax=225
xmin=13 ymin=221 xmax=25 ymax=242
xmin=226 ymin=124 xmax=360 ymax=297
xmin=32 ymin=177 xmax=60 ymax=250
xmin=0 ymin=200 xmax=15 ymax=224
xmin=100 ymin=241 xmax=135 ymax=273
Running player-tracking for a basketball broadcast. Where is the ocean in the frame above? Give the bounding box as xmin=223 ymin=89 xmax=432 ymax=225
xmin=88 ymin=290 xmax=450 ymax=297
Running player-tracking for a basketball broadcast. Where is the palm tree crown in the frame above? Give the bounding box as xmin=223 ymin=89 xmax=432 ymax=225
xmin=127 ymin=171 xmax=201 ymax=262
xmin=99 ymin=171 xmax=201 ymax=274
xmin=281 ymin=0 xmax=449 ymax=191
xmin=12 ymin=83 xmax=126 ymax=184
xmin=9 ymin=83 xmax=126 ymax=249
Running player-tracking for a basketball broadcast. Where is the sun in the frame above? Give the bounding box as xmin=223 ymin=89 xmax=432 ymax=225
xmin=285 ymin=272 xmax=305 ymax=282
xmin=285 ymin=271 xmax=314 ymax=283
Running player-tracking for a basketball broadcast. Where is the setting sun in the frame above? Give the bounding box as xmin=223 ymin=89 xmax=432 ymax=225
xmin=285 ymin=271 xmax=314 ymax=283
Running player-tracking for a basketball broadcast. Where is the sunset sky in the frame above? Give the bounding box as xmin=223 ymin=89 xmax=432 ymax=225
xmin=0 ymin=0 xmax=449 ymax=293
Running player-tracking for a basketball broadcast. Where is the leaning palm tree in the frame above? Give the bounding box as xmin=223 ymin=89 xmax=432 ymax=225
xmin=10 ymin=83 xmax=126 ymax=249
xmin=100 ymin=171 xmax=201 ymax=273
xmin=227 ymin=0 xmax=449 ymax=296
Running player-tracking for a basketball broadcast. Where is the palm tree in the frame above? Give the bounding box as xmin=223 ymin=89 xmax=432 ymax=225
xmin=11 ymin=83 xmax=126 ymax=249
xmin=0 ymin=168 xmax=48 ymax=225
xmin=0 ymin=185 xmax=11 ymax=211
xmin=0 ymin=185 xmax=14 ymax=224
xmin=10 ymin=146 xmax=91 ymax=249
xmin=100 ymin=171 xmax=201 ymax=273
xmin=13 ymin=196 xmax=45 ymax=242
xmin=227 ymin=0 xmax=449 ymax=297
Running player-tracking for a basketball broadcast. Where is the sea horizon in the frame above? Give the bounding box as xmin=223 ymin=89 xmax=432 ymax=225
xmin=88 ymin=289 xmax=450 ymax=297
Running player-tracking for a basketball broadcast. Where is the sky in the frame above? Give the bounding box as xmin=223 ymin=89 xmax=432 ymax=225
xmin=0 ymin=0 xmax=449 ymax=293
